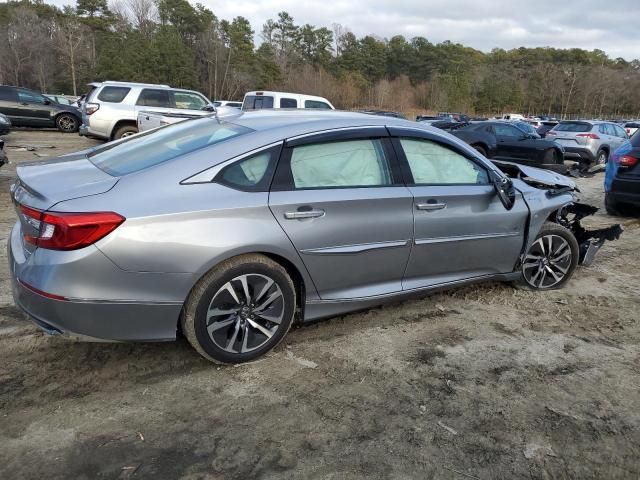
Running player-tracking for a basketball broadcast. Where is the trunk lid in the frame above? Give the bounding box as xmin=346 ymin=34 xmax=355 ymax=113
xmin=12 ymin=155 xmax=118 ymax=255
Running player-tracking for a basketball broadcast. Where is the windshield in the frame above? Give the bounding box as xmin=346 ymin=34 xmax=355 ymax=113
xmin=554 ymin=122 xmax=592 ymax=132
xmin=88 ymin=117 xmax=252 ymax=176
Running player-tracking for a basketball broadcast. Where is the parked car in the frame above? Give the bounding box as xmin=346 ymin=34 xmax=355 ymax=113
xmin=416 ymin=115 xmax=441 ymax=121
xmin=0 ymin=112 xmax=11 ymax=135
xmin=242 ymin=91 xmax=334 ymax=111
xmin=213 ymin=100 xmax=242 ymax=108
xmin=453 ymin=121 xmax=566 ymax=172
xmin=8 ymin=110 xmax=622 ymax=363
xmin=624 ymin=122 xmax=639 ymax=137
xmin=497 ymin=113 xmax=525 ymax=121
xmin=0 ymin=85 xmax=81 ymax=133
xmin=430 ymin=121 xmax=497 ymax=158
xmin=44 ymin=94 xmax=79 ymax=106
xmin=79 ymin=81 xmax=215 ymax=140
xmin=546 ymin=120 xmax=629 ymax=166
xmin=537 ymin=121 xmax=558 ymax=138
xmin=604 ymin=131 xmax=640 ymax=214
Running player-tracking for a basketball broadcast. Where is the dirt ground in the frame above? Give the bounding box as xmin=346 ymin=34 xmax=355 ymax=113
xmin=0 ymin=129 xmax=638 ymax=480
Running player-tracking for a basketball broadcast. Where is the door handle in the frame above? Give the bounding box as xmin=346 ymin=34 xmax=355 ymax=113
xmin=284 ymin=209 xmax=325 ymax=220
xmin=416 ymin=202 xmax=446 ymax=211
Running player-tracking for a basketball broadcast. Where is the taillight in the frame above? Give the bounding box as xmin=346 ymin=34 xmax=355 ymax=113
xmin=19 ymin=205 xmax=125 ymax=250
xmin=576 ymin=133 xmax=600 ymax=140
xmin=85 ymin=103 xmax=100 ymax=115
xmin=618 ymin=155 xmax=638 ymax=167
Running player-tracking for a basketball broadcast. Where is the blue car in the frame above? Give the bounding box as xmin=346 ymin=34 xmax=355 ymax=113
xmin=605 ymin=132 xmax=640 ymax=215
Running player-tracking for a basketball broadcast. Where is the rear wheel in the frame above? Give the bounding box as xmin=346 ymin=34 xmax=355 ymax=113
xmin=516 ymin=222 xmax=579 ymax=290
xmin=56 ymin=113 xmax=79 ymax=133
xmin=605 ymin=193 xmax=620 ymax=216
xmin=113 ymin=124 xmax=138 ymax=140
xmin=596 ymin=149 xmax=608 ymax=165
xmin=543 ymin=148 xmax=558 ymax=165
xmin=181 ymin=254 xmax=296 ymax=364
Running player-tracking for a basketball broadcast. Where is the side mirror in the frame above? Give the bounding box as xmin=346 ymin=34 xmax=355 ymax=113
xmin=43 ymin=99 xmax=51 ymax=105
xmin=202 ymin=105 xmax=215 ymax=112
xmin=491 ymin=172 xmax=516 ymax=210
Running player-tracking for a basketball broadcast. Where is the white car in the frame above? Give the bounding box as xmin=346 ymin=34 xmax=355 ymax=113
xmin=242 ymin=91 xmax=334 ymax=111
xmin=214 ymin=100 xmax=242 ymax=108
xmin=497 ymin=113 xmax=526 ymax=121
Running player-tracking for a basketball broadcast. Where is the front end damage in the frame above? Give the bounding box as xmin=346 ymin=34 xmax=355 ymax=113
xmin=495 ymin=160 xmax=623 ymax=267
xmin=555 ymin=203 xmax=624 ymax=266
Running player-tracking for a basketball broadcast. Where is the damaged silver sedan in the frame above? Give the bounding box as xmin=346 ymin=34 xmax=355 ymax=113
xmin=9 ymin=111 xmax=623 ymax=363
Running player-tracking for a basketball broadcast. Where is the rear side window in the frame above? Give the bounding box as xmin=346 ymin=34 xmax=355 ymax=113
xmin=242 ymin=95 xmax=274 ymax=110
xmin=0 ymin=86 xmax=16 ymax=101
xmin=289 ymin=139 xmax=392 ymax=189
xmin=97 ymin=86 xmax=130 ymax=103
xmin=280 ymin=98 xmax=297 ymax=108
xmin=304 ymin=100 xmax=331 ymax=109
xmin=136 ymin=89 xmax=171 ymax=108
xmin=88 ymin=118 xmax=252 ymax=176
xmin=555 ymin=122 xmax=592 ymax=132
xmin=400 ymin=138 xmax=489 ymax=185
xmin=216 ymin=146 xmax=280 ymax=192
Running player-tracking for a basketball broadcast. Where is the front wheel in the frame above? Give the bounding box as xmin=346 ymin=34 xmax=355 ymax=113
xmin=181 ymin=254 xmax=296 ymax=364
xmin=516 ymin=222 xmax=579 ymax=290
xmin=56 ymin=113 xmax=79 ymax=133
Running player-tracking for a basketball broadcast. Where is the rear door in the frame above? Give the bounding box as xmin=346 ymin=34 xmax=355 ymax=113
xmin=268 ymin=128 xmax=414 ymax=300
xmin=16 ymin=89 xmax=54 ymax=126
xmin=388 ymin=127 xmax=529 ymax=290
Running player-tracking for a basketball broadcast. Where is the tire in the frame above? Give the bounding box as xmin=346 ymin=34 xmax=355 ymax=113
xmin=113 ymin=125 xmax=138 ymax=140
xmin=596 ymin=149 xmax=608 ymax=165
xmin=472 ymin=144 xmax=487 ymax=157
xmin=55 ymin=113 xmax=79 ymax=133
xmin=605 ymin=193 xmax=620 ymax=216
xmin=515 ymin=222 xmax=579 ymax=290
xmin=181 ymin=254 xmax=296 ymax=364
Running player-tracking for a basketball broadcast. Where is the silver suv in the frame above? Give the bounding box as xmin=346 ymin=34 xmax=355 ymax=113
xmin=546 ymin=120 xmax=629 ymax=166
xmin=79 ymin=81 xmax=214 ymax=140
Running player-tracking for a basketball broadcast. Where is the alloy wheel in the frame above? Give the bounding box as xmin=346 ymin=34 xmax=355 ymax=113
xmin=522 ymin=234 xmax=572 ymax=289
xmin=58 ymin=115 xmax=76 ymax=132
xmin=597 ymin=152 xmax=607 ymax=165
xmin=206 ymin=273 xmax=285 ymax=353
xmin=120 ymin=131 xmax=136 ymax=138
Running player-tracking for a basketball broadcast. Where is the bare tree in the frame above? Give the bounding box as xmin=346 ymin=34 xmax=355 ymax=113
xmin=54 ymin=16 xmax=89 ymax=96
xmin=127 ymin=0 xmax=158 ymax=34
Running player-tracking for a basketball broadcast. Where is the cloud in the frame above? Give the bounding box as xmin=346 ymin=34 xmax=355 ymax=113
xmin=44 ymin=0 xmax=639 ymax=60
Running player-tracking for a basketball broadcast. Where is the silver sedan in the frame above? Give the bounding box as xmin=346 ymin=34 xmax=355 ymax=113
xmin=8 ymin=111 xmax=622 ymax=363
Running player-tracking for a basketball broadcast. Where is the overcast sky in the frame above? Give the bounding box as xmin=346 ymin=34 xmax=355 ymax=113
xmin=44 ymin=0 xmax=639 ymax=60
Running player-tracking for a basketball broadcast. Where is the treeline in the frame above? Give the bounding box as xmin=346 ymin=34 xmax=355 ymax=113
xmin=1 ymin=0 xmax=639 ymax=118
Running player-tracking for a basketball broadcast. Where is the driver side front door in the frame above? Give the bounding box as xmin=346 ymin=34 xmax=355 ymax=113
xmin=387 ymin=129 xmax=529 ymax=290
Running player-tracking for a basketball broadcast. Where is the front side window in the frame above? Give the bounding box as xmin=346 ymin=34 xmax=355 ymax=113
xmin=172 ymin=91 xmax=207 ymax=110
xmin=614 ymin=125 xmax=628 ymax=138
xmin=280 ymin=98 xmax=297 ymax=108
xmin=136 ymin=89 xmax=171 ymax=108
xmin=493 ymin=124 xmax=521 ymax=137
xmin=289 ymin=139 xmax=392 ymax=189
xmin=97 ymin=86 xmax=130 ymax=103
xmin=304 ymin=100 xmax=331 ymax=109
xmin=400 ymin=138 xmax=489 ymax=185
xmin=17 ymin=90 xmax=47 ymax=104
xmin=217 ymin=146 xmax=279 ymax=192
xmin=88 ymin=118 xmax=252 ymax=176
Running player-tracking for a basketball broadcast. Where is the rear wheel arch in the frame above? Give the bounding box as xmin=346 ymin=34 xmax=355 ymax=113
xmin=110 ymin=120 xmax=138 ymax=140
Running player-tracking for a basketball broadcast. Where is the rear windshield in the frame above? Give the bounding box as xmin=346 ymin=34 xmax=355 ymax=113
xmin=88 ymin=118 xmax=252 ymax=176
xmin=243 ymin=95 xmax=274 ymax=110
xmin=554 ymin=122 xmax=592 ymax=132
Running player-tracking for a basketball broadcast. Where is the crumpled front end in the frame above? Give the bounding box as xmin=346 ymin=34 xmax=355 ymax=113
xmin=555 ymin=203 xmax=624 ymax=266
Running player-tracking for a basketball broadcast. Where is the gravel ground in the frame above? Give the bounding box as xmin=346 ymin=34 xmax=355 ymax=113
xmin=0 ymin=129 xmax=638 ymax=480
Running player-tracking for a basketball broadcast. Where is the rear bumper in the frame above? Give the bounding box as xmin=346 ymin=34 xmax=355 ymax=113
xmin=8 ymin=224 xmax=187 ymax=342
xmin=562 ymin=147 xmax=596 ymax=163
xmin=609 ymin=177 xmax=640 ymax=205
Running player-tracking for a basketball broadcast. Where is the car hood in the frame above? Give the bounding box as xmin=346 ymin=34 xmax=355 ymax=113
xmin=493 ymin=160 xmax=576 ymax=190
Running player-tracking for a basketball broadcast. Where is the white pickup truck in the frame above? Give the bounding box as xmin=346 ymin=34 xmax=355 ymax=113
xmin=137 ymin=106 xmax=240 ymax=132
